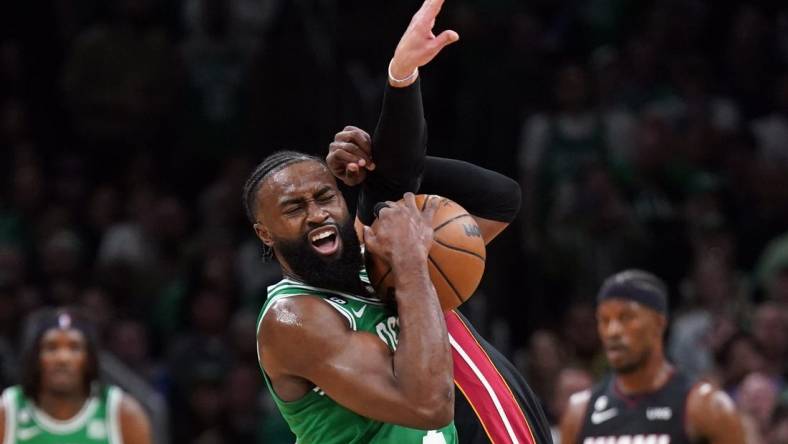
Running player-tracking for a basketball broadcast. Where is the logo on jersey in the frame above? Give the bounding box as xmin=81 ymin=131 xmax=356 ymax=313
xmin=351 ymin=305 xmax=367 ymax=318
xmin=590 ymin=395 xmax=618 ymax=424
xmin=646 ymin=407 xmax=672 ymax=421
xmin=583 ymin=434 xmax=670 ymax=444
xmin=590 ymin=407 xmax=618 ymax=424
xmin=328 ymin=297 xmax=347 ymax=305
xmin=17 ymin=408 xmax=31 ymax=424
xmin=17 ymin=426 xmax=41 ymax=440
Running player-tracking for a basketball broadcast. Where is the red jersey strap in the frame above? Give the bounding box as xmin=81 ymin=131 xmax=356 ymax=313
xmin=446 ymin=310 xmax=537 ymax=444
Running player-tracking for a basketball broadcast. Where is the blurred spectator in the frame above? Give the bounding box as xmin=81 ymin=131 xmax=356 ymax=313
xmin=669 ymin=242 xmax=745 ymax=379
xmin=756 ymin=232 xmax=788 ymax=304
xmin=107 ymin=317 xmax=166 ymax=390
xmin=736 ymin=372 xmax=780 ymax=444
xmin=519 ymin=329 xmax=567 ymax=405
xmin=750 ymin=302 xmax=788 ymax=377
xmin=62 ymin=0 xmax=181 ymax=150
xmin=548 ymin=367 xmax=593 ymax=443
xmin=715 ymin=333 xmax=767 ymax=393
xmin=561 ymin=302 xmax=605 ymax=377
xmin=769 ymin=403 xmax=788 ymax=444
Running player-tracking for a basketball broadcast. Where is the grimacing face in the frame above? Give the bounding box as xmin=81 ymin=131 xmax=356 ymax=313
xmin=253 ymin=160 xmax=365 ymax=294
xmin=596 ymin=299 xmax=665 ymax=374
xmin=39 ymin=328 xmax=89 ymax=396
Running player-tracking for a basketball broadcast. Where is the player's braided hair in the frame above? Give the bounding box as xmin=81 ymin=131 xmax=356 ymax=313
xmin=241 ymin=150 xmax=325 ymax=260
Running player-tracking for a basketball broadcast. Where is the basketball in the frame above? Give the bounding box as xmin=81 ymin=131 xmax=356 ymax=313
xmin=366 ymin=194 xmax=486 ymax=311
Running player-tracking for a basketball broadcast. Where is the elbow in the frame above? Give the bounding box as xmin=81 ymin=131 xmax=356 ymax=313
xmin=412 ymin=390 xmax=455 ymax=429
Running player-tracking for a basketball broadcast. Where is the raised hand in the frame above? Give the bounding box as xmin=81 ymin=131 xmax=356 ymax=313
xmin=390 ymin=0 xmax=460 ymax=84
xmin=327 ymin=126 xmax=375 ymax=186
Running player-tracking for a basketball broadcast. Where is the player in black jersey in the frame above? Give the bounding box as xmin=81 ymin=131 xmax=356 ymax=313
xmin=560 ymin=270 xmax=745 ymax=444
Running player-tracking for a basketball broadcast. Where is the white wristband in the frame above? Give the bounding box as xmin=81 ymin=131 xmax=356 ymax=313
xmin=388 ymin=60 xmax=419 ymax=84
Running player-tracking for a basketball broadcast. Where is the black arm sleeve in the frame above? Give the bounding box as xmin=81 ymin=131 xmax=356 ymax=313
xmin=357 ymin=78 xmax=427 ymax=225
xmin=420 ymin=157 xmax=522 ymax=223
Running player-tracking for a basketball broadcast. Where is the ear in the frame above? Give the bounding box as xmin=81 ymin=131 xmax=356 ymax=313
xmin=254 ymin=223 xmax=274 ymax=247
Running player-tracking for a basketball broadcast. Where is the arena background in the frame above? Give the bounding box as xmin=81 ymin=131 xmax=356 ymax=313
xmin=1 ymin=0 xmax=787 ymax=443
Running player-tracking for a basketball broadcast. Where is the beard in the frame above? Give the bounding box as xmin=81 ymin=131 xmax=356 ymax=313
xmin=610 ymin=346 xmax=652 ymax=375
xmin=275 ymin=217 xmax=367 ymax=296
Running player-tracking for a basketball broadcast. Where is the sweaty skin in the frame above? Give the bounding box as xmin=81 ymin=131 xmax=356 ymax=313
xmin=255 ymin=162 xmax=454 ymax=429
xmin=559 ymin=300 xmax=745 ymax=444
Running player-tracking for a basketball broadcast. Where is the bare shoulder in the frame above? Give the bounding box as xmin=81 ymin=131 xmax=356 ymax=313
xmin=119 ymin=393 xmax=148 ymax=419
xmin=686 ymin=381 xmax=745 ymax=443
xmin=560 ymin=389 xmax=592 ymax=444
xmin=258 ymin=295 xmax=354 ymax=371
xmin=687 ymin=382 xmax=737 ymax=416
xmin=119 ymin=393 xmax=152 ymax=444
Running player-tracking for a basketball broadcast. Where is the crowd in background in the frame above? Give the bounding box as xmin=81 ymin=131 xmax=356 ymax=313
xmin=1 ymin=0 xmax=788 ymax=443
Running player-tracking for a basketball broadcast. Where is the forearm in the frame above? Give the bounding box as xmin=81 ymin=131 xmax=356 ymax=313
xmin=420 ymin=157 xmax=521 ymax=222
xmin=359 ymin=79 xmax=427 ymax=225
xmin=391 ymin=264 xmax=453 ymax=414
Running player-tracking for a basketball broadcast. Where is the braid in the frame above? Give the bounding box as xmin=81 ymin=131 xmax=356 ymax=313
xmin=242 ymin=150 xmax=324 ymax=260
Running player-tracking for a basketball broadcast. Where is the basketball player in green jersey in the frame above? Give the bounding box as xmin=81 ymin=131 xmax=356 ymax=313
xmin=245 ymin=0 xmax=460 ymax=442
xmin=0 ymin=309 xmax=152 ymax=444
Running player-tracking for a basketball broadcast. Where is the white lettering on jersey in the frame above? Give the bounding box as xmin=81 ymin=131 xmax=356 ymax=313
xmin=583 ymin=434 xmax=669 ymax=444
xmin=646 ymin=407 xmax=672 ymax=421
xmin=375 ymin=316 xmax=399 ymax=350
xmin=328 ymin=297 xmax=347 ymax=305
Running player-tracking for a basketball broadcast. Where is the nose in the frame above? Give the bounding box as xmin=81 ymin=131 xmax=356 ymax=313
xmin=53 ymin=347 xmax=72 ymax=364
xmin=602 ymin=319 xmax=624 ymax=340
xmin=305 ymin=200 xmax=329 ymax=225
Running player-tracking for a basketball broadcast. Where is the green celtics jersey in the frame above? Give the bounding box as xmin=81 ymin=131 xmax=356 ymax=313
xmin=257 ymin=273 xmax=457 ymax=444
xmin=1 ymin=385 xmax=123 ymax=444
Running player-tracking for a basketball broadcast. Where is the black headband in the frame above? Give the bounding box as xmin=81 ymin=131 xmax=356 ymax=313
xmin=597 ymin=270 xmax=668 ymax=315
xmin=25 ymin=310 xmax=98 ymax=350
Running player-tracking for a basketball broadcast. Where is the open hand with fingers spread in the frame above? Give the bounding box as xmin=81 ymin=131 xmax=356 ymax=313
xmin=327 ymin=126 xmax=374 ymax=186
xmin=389 ymin=0 xmax=460 ymax=86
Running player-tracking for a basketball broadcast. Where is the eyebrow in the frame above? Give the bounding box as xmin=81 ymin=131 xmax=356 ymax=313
xmin=278 ymin=186 xmax=334 ymax=208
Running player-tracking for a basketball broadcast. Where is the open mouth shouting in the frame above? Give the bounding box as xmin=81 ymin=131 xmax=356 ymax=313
xmin=308 ymin=225 xmax=340 ymax=257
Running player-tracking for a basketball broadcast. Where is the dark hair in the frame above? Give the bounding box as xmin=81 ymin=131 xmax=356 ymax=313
xmin=241 ymin=150 xmax=324 ymax=225
xmin=241 ymin=151 xmax=324 ymax=260
xmin=20 ymin=308 xmax=101 ymax=402
xmin=597 ymin=269 xmax=669 ymax=315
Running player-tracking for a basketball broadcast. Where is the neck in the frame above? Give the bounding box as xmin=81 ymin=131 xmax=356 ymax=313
xmin=37 ymin=389 xmax=89 ymax=421
xmin=614 ymin=350 xmax=673 ymax=395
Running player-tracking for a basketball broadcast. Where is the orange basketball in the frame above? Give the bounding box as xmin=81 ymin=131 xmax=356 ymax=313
xmin=366 ymin=194 xmax=486 ymax=311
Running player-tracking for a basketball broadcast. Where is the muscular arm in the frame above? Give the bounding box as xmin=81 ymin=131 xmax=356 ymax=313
xmin=260 ymin=282 xmax=453 ymax=428
xmin=261 ymin=197 xmax=453 ymax=429
xmin=559 ymin=390 xmax=591 ymax=444
xmin=119 ymin=395 xmax=153 ymax=444
xmin=686 ymin=383 xmax=745 ymax=444
xmin=419 ymin=157 xmax=521 ymax=244
xmin=358 ymin=81 xmax=427 ymax=225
